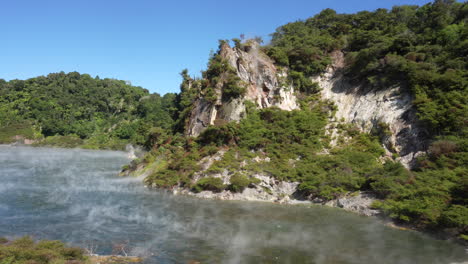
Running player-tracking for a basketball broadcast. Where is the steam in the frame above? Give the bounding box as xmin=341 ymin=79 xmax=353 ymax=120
xmin=0 ymin=145 xmax=466 ymax=264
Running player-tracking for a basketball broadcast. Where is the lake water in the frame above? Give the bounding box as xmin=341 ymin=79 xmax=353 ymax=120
xmin=0 ymin=146 xmax=466 ymax=264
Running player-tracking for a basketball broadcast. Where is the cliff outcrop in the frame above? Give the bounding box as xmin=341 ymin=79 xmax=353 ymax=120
xmin=313 ymin=51 xmax=429 ymax=168
xmin=186 ymin=42 xmax=298 ymax=137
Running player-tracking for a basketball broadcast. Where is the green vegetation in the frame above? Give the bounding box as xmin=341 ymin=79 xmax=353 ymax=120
xmin=0 ymin=122 xmax=42 ymax=144
xmin=203 ymin=40 xmax=246 ymax=102
xmin=1 ymin=0 xmax=465 ymax=241
xmin=137 ymin=1 xmax=467 ymax=240
xmin=143 ymin=95 xmax=385 ymax=201
xmin=369 ymin=136 xmax=468 ymax=236
xmin=0 ymin=236 xmax=88 ymax=264
xmin=0 ymin=72 xmax=176 ymax=149
xmin=193 ymin=177 xmax=226 ymax=193
xmin=261 ymin=0 xmax=467 ymax=237
xmin=228 ymin=173 xmax=260 ymax=192
xmin=267 ymin=0 xmax=467 ymax=137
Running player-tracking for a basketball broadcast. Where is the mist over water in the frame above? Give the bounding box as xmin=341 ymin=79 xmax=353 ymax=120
xmin=0 ymin=146 xmax=466 ymax=264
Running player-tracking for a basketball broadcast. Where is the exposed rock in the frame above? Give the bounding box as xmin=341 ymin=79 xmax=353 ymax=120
xmin=197 ymin=149 xmax=226 ymax=171
xmin=12 ymin=135 xmax=38 ymax=145
xmin=125 ymin=144 xmax=145 ymax=160
xmin=172 ymin=181 xmax=381 ymax=217
xmin=325 ymin=192 xmax=380 ymax=217
xmin=186 ymin=42 xmax=298 ymax=137
xmin=313 ymin=51 xmax=429 ymax=168
xmin=174 ymin=173 xmax=300 ymax=204
xmin=89 ymin=255 xmax=142 ymax=264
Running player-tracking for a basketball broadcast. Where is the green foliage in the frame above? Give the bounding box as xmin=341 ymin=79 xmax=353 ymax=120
xmin=227 ymin=173 xmax=261 ymax=193
xmin=231 ymin=38 xmax=242 ymax=49
xmin=267 ymin=16 xmax=336 ymax=75
xmin=0 ymin=236 xmax=88 ymax=264
xmin=173 ymin=69 xmax=202 ymax=133
xmin=12 ymin=1 xmax=462 ymax=240
xmin=267 ymin=2 xmax=468 ymax=138
xmin=146 ymin=168 xmax=181 ymax=188
xmin=370 ymin=137 xmax=467 ymax=234
xmin=0 ymin=122 xmax=41 ymax=144
xmin=193 ymin=177 xmax=226 ymax=193
xmin=203 ymin=42 xmax=246 ymax=102
xmin=289 ymin=71 xmax=320 ymax=94
xmin=35 ymin=135 xmax=84 ymax=148
xmin=259 ymin=3 xmax=468 ymax=237
xmin=296 ymin=134 xmax=384 ymax=199
xmin=197 ymin=124 xmax=238 ymax=147
xmin=440 ymin=205 xmax=468 ymax=229
xmin=0 ymin=72 xmax=177 ymax=150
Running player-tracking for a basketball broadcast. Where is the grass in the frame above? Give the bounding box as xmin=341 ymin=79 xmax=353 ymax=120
xmin=0 ymin=237 xmax=143 ymax=264
xmin=0 ymin=236 xmax=89 ymax=264
xmin=0 ymin=122 xmax=41 ymax=144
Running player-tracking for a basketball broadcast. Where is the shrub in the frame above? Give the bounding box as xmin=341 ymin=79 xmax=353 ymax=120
xmin=0 ymin=122 xmax=41 ymax=144
xmin=222 ymin=76 xmax=246 ymax=101
xmin=428 ymin=140 xmax=458 ymax=158
xmin=439 ymin=204 xmax=468 ymax=229
xmin=35 ymin=135 xmax=84 ymax=148
xmin=146 ymin=169 xmax=180 ymax=188
xmin=193 ymin=177 xmax=226 ymax=193
xmin=197 ymin=124 xmax=238 ymax=146
xmin=0 ymin=237 xmax=88 ymax=264
xmin=232 ymin=38 xmax=242 ymax=49
xmin=228 ymin=174 xmax=259 ymax=192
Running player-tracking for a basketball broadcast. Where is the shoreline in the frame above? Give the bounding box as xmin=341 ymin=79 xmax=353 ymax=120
xmin=2 ymin=144 xmax=466 ymax=247
xmin=0 ymin=142 xmax=137 ymax=159
xmin=157 ymin=185 xmax=468 ymax=247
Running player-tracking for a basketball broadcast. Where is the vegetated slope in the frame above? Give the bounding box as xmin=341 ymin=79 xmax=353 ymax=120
xmin=0 ymin=72 xmax=177 ymax=149
xmin=126 ymin=1 xmax=467 ymax=241
xmin=0 ymin=236 xmax=89 ymax=264
xmin=0 ymin=236 xmax=141 ymax=264
xmin=264 ymin=0 xmax=467 ymax=237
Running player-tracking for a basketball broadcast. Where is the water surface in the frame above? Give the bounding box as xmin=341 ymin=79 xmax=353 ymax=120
xmin=0 ymin=146 xmax=466 ymax=264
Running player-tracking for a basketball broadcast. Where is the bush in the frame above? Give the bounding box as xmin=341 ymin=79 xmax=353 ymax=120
xmin=193 ymin=177 xmax=226 ymax=193
xmin=197 ymin=124 xmax=238 ymax=146
xmin=0 ymin=122 xmax=41 ymax=144
xmin=428 ymin=140 xmax=458 ymax=158
xmin=0 ymin=236 xmax=88 ymax=264
xmin=289 ymin=71 xmax=320 ymax=94
xmin=439 ymin=205 xmax=468 ymax=229
xmin=228 ymin=174 xmax=259 ymax=193
xmin=146 ymin=169 xmax=180 ymax=188
xmin=35 ymin=135 xmax=84 ymax=148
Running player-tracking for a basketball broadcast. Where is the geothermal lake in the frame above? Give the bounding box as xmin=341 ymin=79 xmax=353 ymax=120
xmin=0 ymin=146 xmax=466 ymax=264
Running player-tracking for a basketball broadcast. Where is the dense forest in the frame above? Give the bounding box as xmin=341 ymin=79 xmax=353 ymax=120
xmin=0 ymin=72 xmax=176 ymax=149
xmin=1 ymin=0 xmax=466 ymax=241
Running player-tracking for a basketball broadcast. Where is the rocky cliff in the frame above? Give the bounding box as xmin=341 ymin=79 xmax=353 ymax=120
xmin=186 ymin=41 xmax=299 ymax=137
xmin=186 ymin=45 xmax=428 ymax=167
xmin=313 ymin=51 xmax=429 ymax=167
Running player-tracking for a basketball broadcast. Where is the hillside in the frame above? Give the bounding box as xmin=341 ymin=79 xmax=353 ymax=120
xmin=0 ymin=72 xmax=176 ymax=149
xmin=124 ymin=1 xmax=467 ymax=241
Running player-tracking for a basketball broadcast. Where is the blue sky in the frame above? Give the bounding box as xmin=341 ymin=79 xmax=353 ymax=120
xmin=1 ymin=0 xmax=433 ymax=94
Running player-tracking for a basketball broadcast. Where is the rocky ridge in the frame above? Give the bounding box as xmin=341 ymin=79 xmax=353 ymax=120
xmin=314 ymin=51 xmax=429 ymax=167
xmin=186 ymin=41 xmax=298 ymax=137
xmin=139 ymin=45 xmax=431 ymax=218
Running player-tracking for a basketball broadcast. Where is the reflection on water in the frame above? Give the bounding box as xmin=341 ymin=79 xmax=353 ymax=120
xmin=0 ymin=146 xmax=466 ymax=264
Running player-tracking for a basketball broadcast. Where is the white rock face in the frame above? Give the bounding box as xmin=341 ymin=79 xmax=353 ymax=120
xmin=221 ymin=42 xmax=298 ymax=111
xmin=174 ymin=173 xmax=300 ymax=204
xmin=325 ymin=192 xmax=380 ymax=216
xmin=186 ymin=42 xmax=298 ymax=137
xmin=313 ymin=51 xmax=428 ymax=167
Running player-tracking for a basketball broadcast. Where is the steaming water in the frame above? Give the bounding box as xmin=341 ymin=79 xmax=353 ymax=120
xmin=0 ymin=146 xmax=466 ymax=264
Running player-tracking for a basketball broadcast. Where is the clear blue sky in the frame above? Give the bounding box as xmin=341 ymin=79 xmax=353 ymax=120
xmin=1 ymin=0 xmax=433 ymax=94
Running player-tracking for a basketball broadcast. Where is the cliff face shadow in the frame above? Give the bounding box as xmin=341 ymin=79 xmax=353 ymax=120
xmin=323 ymin=69 xmax=430 ymax=168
